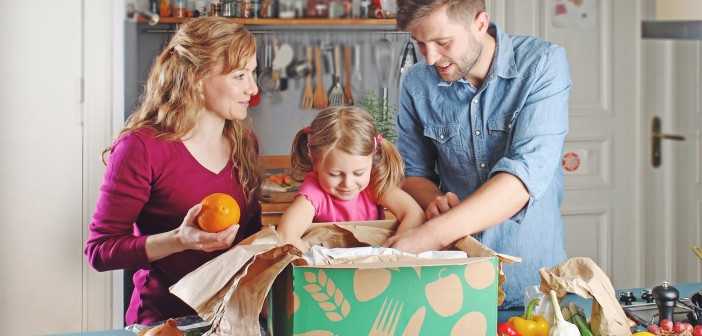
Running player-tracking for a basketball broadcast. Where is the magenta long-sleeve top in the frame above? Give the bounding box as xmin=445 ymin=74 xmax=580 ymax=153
xmin=84 ymin=128 xmax=262 ymax=325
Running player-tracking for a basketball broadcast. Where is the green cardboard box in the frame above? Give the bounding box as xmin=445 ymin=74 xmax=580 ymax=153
xmin=269 ymin=255 xmax=500 ymax=335
xmin=171 ymin=220 xmax=514 ymax=336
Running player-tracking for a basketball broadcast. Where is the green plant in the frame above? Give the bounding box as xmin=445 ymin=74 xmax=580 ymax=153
xmin=358 ymin=90 xmax=398 ymax=144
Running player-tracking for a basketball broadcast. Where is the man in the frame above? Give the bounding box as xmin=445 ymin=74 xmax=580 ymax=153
xmin=384 ymin=0 xmax=572 ymax=308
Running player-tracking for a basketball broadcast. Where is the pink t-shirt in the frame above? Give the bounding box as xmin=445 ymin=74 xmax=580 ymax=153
xmin=297 ymin=172 xmax=385 ymax=222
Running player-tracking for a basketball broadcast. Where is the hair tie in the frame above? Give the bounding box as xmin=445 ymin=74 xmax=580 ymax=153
xmin=303 ymin=126 xmax=311 ymax=134
xmin=374 ymin=134 xmax=383 ymax=153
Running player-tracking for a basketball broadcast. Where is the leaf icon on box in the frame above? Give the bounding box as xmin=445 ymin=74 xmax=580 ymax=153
xmin=303 ymin=270 xmax=350 ymax=322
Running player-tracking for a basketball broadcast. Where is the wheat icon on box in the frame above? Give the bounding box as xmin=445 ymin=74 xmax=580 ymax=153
xmin=303 ymin=270 xmax=351 ymax=322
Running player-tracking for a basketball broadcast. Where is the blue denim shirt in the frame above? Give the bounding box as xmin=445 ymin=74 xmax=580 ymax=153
xmin=397 ymin=23 xmax=571 ymax=308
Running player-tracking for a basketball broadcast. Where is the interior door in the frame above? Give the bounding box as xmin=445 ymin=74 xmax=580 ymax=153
xmin=641 ymin=30 xmax=702 ymax=285
xmin=0 ymin=0 xmax=84 ymax=334
xmin=500 ymin=0 xmax=642 ymax=290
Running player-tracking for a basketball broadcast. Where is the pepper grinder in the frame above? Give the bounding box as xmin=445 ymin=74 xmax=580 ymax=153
xmin=652 ymin=281 xmax=679 ymax=324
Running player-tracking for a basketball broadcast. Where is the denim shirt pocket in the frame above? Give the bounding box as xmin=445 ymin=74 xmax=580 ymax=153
xmin=423 ymin=125 xmax=469 ymax=177
xmin=486 ymin=114 xmax=514 ymax=159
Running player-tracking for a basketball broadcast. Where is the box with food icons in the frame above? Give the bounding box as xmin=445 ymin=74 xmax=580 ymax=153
xmin=170 ymin=220 xmax=519 ymax=336
xmin=268 ymin=254 xmax=501 ymax=335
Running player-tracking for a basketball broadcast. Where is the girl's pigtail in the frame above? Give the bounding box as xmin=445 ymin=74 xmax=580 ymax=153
xmin=371 ymin=138 xmax=405 ymax=202
xmin=291 ymin=129 xmax=313 ymax=180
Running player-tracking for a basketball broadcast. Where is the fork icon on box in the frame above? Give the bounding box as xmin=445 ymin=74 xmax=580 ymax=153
xmin=369 ymin=298 xmax=404 ymax=336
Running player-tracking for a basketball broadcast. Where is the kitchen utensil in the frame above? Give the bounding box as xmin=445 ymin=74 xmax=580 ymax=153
xmin=397 ymin=41 xmax=417 ymax=88
xmin=343 ymin=45 xmax=354 ymax=106
xmin=328 ymin=45 xmax=344 ymax=107
xmin=258 ymin=43 xmax=279 ymax=93
xmin=351 ymin=44 xmax=363 ymax=90
xmin=301 ymin=46 xmax=314 ymax=110
xmin=313 ymin=46 xmax=328 ymax=109
xmin=693 ymin=245 xmax=702 ymax=260
xmin=374 ymin=38 xmax=394 ymax=117
xmin=274 ymin=42 xmax=294 ymax=91
xmin=287 ymin=44 xmax=312 ymax=80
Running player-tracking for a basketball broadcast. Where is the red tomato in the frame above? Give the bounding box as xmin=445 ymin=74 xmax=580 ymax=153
xmin=661 ymin=319 xmax=673 ymax=332
xmin=647 ymin=324 xmax=661 ymax=334
xmin=693 ymin=324 xmax=702 ymax=336
xmin=674 ymin=321 xmax=686 ymax=333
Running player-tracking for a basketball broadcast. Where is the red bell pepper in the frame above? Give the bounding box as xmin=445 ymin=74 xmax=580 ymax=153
xmin=498 ymin=322 xmax=522 ymax=336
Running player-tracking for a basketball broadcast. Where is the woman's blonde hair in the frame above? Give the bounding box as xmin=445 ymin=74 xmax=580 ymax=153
xmin=291 ymin=106 xmax=405 ymax=203
xmin=105 ymin=17 xmax=264 ymax=200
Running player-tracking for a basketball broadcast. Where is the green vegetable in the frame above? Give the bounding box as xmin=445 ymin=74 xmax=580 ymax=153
xmin=567 ymin=302 xmax=593 ymax=336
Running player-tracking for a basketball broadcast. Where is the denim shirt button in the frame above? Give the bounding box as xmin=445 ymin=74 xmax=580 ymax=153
xmin=439 ymin=134 xmax=445 ymax=140
xmin=508 ymin=123 xmax=512 ymax=129
xmin=474 ymin=130 xmax=481 ymax=136
xmin=480 ymin=163 xmax=486 ymax=168
xmin=473 ymin=99 xmax=479 ymax=104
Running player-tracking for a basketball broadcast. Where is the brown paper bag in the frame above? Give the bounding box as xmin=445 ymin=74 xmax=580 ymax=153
xmin=539 ymin=257 xmax=632 ymax=336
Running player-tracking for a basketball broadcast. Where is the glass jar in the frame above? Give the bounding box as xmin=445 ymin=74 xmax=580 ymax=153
xmin=294 ymin=0 xmax=306 ymax=17
xmin=306 ymin=0 xmax=328 ymax=18
xmin=279 ymin=0 xmax=295 ymax=18
xmin=173 ymin=0 xmax=187 ymax=17
xmin=250 ymin=0 xmax=261 ymax=18
xmin=210 ymin=0 xmax=222 ymax=16
xmin=159 ymin=0 xmax=172 ymax=17
xmin=222 ymin=0 xmax=235 ymax=16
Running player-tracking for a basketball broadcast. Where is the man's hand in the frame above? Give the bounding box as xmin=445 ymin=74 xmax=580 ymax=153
xmin=425 ymin=192 xmax=460 ymax=220
xmin=383 ymin=224 xmax=446 ymax=254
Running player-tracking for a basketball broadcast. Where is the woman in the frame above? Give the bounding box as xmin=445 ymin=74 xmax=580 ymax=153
xmin=84 ymin=17 xmax=265 ymax=325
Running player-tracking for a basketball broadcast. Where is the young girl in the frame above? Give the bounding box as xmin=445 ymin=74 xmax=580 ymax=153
xmin=277 ymin=106 xmax=425 ymax=251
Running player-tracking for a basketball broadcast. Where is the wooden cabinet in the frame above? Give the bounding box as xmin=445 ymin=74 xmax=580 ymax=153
xmin=259 ymin=155 xmax=294 ymax=226
xmin=261 ymin=201 xmax=291 ymax=226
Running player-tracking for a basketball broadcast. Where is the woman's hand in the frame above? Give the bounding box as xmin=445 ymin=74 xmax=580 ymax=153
xmin=176 ymin=204 xmax=239 ymax=252
xmin=425 ymin=192 xmax=460 ymax=220
xmin=145 ymin=204 xmax=239 ymax=262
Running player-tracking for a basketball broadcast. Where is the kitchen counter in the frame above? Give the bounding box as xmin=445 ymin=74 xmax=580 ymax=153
xmin=55 ymin=283 xmax=702 ymax=335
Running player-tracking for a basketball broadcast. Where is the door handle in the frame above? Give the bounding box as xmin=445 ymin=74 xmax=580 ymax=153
xmin=651 ymin=116 xmax=685 ymax=167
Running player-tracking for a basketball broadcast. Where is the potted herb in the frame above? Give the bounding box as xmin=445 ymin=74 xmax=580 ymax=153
xmin=358 ymin=90 xmax=398 ymax=144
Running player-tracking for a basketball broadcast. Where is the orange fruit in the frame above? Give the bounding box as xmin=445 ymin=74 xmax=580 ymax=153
xmin=196 ymin=193 xmax=240 ymax=233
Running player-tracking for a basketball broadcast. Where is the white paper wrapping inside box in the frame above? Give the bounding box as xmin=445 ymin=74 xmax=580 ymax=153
xmin=304 ymin=245 xmax=468 ymax=265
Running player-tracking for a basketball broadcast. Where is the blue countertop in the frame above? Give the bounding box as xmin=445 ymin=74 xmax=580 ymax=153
xmin=53 ymin=283 xmax=702 ymax=335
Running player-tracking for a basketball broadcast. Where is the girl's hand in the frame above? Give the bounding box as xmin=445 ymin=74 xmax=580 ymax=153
xmin=425 ymin=192 xmax=460 ymax=220
xmin=176 ymin=204 xmax=239 ymax=252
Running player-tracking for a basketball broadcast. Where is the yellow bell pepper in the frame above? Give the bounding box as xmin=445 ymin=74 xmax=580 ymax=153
xmin=507 ymin=298 xmax=549 ymax=336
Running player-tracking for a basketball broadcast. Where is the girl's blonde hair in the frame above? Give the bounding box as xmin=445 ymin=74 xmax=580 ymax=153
xmin=291 ymin=106 xmax=405 ymax=203
xmin=104 ymin=17 xmax=264 ymax=200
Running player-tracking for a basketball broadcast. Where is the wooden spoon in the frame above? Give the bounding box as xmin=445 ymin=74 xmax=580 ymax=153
xmin=313 ymin=46 xmax=328 ymax=110
xmin=343 ymin=45 xmax=354 ymax=106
